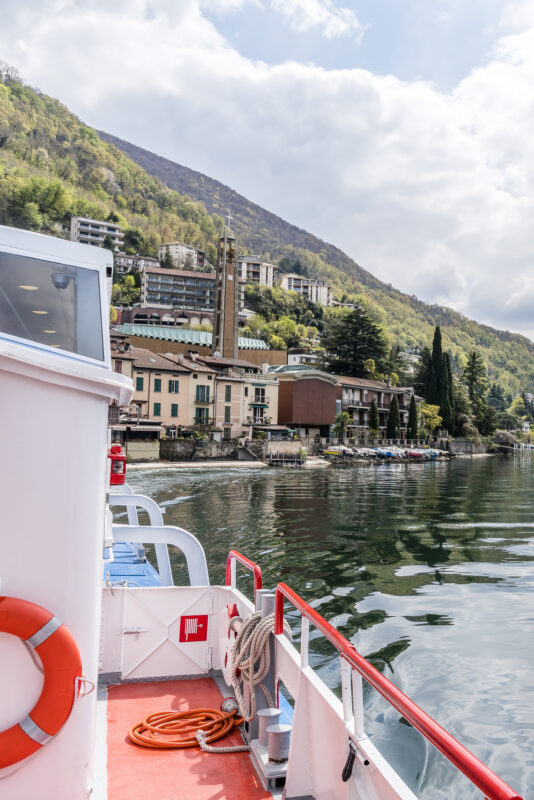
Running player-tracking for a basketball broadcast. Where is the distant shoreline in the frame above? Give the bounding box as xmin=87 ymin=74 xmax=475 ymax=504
xmin=127 ymin=460 xmax=268 ymax=470
xmin=125 ymin=453 xmax=497 ymax=473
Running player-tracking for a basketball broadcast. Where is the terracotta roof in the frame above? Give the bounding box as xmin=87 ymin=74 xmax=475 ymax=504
xmin=164 ymin=353 xmax=216 ymax=374
xmin=130 ymin=347 xmax=185 ymax=371
xmin=200 ymin=355 xmax=261 ymax=370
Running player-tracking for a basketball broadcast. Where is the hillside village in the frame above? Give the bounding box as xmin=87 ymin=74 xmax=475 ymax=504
xmin=1 ymin=69 xmax=534 ymax=461
xmin=2 ymin=69 xmax=534 ymax=404
xmin=62 ymin=213 xmax=531 ymax=462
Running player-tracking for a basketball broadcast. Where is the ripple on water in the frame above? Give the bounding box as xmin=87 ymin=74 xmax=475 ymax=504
xmin=127 ymin=458 xmax=534 ymax=797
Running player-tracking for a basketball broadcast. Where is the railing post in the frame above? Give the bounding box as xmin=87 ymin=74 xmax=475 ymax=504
xmin=340 ymin=657 xmax=353 ymax=725
xmin=230 ymin=556 xmax=236 ymax=589
xmin=274 ymin=586 xmax=284 ymax=635
xmin=301 ymin=616 xmax=309 ymax=668
xmin=352 ymin=670 xmax=365 ymax=739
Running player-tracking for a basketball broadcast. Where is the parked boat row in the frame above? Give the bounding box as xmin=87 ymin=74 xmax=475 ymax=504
xmin=324 ymin=445 xmax=449 ymax=460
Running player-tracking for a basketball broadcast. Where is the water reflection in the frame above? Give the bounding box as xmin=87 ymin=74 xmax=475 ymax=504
xmin=128 ymin=457 xmax=534 ymax=797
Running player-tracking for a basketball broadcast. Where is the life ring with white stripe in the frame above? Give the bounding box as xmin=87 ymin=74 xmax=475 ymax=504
xmin=0 ymin=596 xmax=82 ymax=768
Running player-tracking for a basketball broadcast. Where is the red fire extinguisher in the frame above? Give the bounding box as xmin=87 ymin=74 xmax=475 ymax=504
xmin=108 ymin=444 xmax=127 ymax=485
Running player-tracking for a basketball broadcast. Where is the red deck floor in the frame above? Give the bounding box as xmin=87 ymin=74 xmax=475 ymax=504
xmin=106 ymin=678 xmax=272 ymax=800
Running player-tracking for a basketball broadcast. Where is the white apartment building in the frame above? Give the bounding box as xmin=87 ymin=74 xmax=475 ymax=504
xmin=158 ymin=241 xmax=198 ymax=269
xmin=115 ymin=253 xmax=159 ymax=275
xmin=287 ymin=349 xmax=319 ymax=366
xmin=280 ymin=274 xmax=332 ymax=306
xmin=238 ymin=256 xmax=277 ymax=288
xmin=70 ymin=216 xmax=124 ymax=250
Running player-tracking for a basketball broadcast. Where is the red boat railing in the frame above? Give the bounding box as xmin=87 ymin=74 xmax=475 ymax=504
xmin=225 ymin=550 xmax=263 ymax=602
xmin=274 ymin=581 xmax=523 ymax=800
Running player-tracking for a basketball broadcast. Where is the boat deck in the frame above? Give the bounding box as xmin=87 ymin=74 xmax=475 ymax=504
xmin=105 ymin=678 xmax=272 ymax=800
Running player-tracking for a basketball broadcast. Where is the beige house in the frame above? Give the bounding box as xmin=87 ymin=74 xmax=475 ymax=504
xmin=195 ymin=356 xmax=279 ymax=440
xmin=129 ymin=348 xmax=216 ymax=430
xmin=110 ymin=340 xmax=280 ymax=440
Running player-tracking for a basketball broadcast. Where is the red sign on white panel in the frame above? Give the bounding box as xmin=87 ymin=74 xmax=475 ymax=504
xmin=179 ymin=614 xmax=208 ymax=642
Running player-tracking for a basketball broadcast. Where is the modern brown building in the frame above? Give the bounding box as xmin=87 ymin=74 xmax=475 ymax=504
xmin=271 ymin=365 xmax=339 ymax=437
xmin=337 ymin=376 xmax=413 ymax=434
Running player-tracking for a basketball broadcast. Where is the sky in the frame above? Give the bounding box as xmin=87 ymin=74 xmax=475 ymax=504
xmin=2 ymin=0 xmax=534 ymax=338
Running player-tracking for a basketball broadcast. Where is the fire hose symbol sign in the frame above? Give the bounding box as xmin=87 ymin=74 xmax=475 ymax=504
xmin=179 ymin=615 xmax=208 ymax=642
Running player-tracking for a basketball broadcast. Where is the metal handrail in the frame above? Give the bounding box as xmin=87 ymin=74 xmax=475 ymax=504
xmin=274 ymin=581 xmax=522 ymax=800
xmin=225 ymin=550 xmax=263 ymax=601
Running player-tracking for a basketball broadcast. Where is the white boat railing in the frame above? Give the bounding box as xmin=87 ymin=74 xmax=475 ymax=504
xmin=112 ymin=524 xmax=210 ymax=587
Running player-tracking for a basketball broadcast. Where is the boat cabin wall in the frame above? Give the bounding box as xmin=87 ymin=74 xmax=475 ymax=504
xmin=0 ymin=227 xmax=132 ymax=799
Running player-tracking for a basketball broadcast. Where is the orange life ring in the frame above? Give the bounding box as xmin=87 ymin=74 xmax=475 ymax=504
xmin=0 ymin=596 xmax=82 ymax=769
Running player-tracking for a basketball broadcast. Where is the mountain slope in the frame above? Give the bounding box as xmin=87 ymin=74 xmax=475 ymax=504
xmin=98 ymin=131 xmax=534 ymax=394
xmin=98 ymin=131 xmax=383 ymax=292
xmin=0 ymin=69 xmax=532 ymax=394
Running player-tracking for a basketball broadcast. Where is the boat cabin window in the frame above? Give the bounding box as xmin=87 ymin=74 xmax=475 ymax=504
xmin=0 ymin=250 xmax=104 ymax=361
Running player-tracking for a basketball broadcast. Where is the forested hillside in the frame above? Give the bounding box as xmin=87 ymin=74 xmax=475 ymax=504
xmin=0 ymin=65 xmax=533 ymax=394
xmin=98 ymin=132 xmax=534 ymax=395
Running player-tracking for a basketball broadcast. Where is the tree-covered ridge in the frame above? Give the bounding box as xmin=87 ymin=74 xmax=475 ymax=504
xmin=0 ymin=65 xmax=224 ymax=263
xmin=100 ymin=133 xmax=534 ymax=396
xmin=1 ymin=67 xmax=533 ymax=394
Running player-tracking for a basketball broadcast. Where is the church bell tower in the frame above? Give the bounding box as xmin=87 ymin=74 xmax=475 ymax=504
xmin=211 ymin=215 xmax=238 ymax=360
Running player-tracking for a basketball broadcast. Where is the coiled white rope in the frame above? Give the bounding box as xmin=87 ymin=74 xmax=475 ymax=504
xmin=195 ymin=728 xmax=251 ymax=753
xmin=230 ymin=611 xmax=291 ymax=723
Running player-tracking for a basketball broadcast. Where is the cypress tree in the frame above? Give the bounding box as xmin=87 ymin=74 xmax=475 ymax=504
xmin=413 ymin=346 xmax=431 ymax=398
xmin=429 ymin=326 xmax=443 ymax=406
xmin=445 ymin=352 xmax=455 ymax=432
xmin=439 ymin=355 xmax=452 ymax=432
xmin=407 ymin=394 xmax=418 ymax=440
xmin=369 ymin=397 xmax=379 ymax=434
xmin=386 ymin=394 xmax=401 ymax=439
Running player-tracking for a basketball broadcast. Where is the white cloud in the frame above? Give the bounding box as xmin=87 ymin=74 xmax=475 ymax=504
xmin=1 ymin=0 xmax=534 ymax=338
xmin=269 ymin=0 xmax=365 ymax=40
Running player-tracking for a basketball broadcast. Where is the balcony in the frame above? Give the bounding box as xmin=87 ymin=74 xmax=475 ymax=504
xmin=250 ymin=397 xmax=269 ymax=408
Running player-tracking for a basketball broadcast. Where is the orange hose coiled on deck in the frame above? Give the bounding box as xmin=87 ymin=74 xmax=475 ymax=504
xmin=128 ymin=707 xmax=244 ymax=750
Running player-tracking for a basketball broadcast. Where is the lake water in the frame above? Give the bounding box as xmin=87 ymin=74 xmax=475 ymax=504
xmin=126 ymin=456 xmax=534 ymax=798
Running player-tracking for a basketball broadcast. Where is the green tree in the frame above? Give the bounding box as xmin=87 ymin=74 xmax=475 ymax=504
xmin=413 ymin=346 xmax=431 ymax=398
xmin=102 ymin=234 xmax=114 ymax=251
xmin=332 ymin=411 xmax=351 ymax=441
xmin=475 ymin=404 xmax=497 ymax=436
xmin=386 ymin=394 xmax=401 ymax=439
xmin=20 ymin=201 xmax=42 ymax=229
xmin=452 ymin=378 xmax=472 ymax=436
xmin=364 ymin=358 xmax=376 ymax=378
xmin=420 ymin=403 xmax=442 ymax=435
xmin=496 ymin=411 xmax=519 ymax=430
xmin=445 ymin=352 xmax=455 ymax=432
xmin=406 ymin=394 xmax=418 ymax=440
xmin=319 ymin=307 xmax=387 ymax=377
xmin=488 ymin=382 xmax=506 ymax=411
xmin=429 ymin=326 xmax=443 ymax=405
xmin=508 ymin=395 xmax=526 ymax=417
xmin=463 ymin=350 xmax=488 ymax=406
xmin=369 ymin=398 xmax=379 ymax=435
xmin=160 ymin=249 xmax=175 ymax=269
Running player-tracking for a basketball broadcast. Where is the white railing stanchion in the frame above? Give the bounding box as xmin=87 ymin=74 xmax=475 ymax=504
xmin=352 ymin=670 xmax=365 ymax=739
xmin=340 ymin=657 xmax=353 ymax=726
xmin=230 ymin=557 xmax=237 ymax=590
xmin=301 ymin=616 xmax=309 ymax=669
